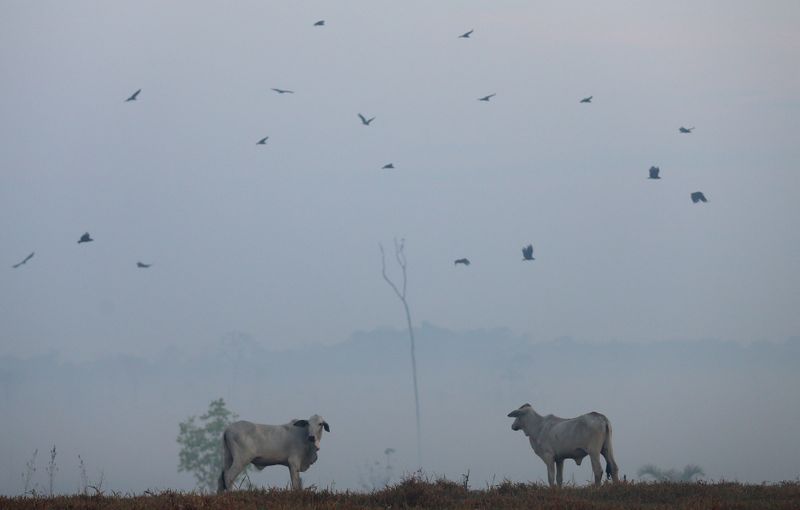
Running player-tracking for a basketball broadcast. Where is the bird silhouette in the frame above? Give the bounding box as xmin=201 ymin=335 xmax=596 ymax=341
xmin=580 ymin=96 xmax=592 ymax=103
xmin=12 ymin=252 xmax=34 ymax=268
xmin=522 ymin=244 xmax=535 ymax=261
xmin=125 ymin=89 xmax=141 ymax=102
xmin=454 ymin=258 xmax=470 ymax=266
xmin=679 ymin=126 xmax=695 ymax=133
xmin=256 ymin=136 xmax=269 ymax=145
xmin=314 ymin=20 xmax=325 ymax=26
xmin=381 ymin=163 xmax=395 ymax=169
xmin=78 ymin=232 xmax=93 ymax=244
xmin=648 ymin=166 xmax=661 ymax=179
xmin=459 ymin=29 xmax=474 ymax=38
xmin=136 ymin=262 xmax=152 ymax=268
xmin=358 ymin=113 xmax=375 ymax=126
xmin=478 ymin=93 xmax=496 ymax=102
xmin=271 ymin=88 xmax=294 ymax=94
xmin=691 ymin=191 xmax=708 ymax=203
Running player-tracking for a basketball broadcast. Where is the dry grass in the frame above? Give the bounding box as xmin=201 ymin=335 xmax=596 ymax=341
xmin=2 ymin=478 xmax=799 ymax=509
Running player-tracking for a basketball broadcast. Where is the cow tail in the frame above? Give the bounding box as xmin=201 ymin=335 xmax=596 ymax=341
xmin=604 ymin=422 xmax=611 ymax=479
xmin=603 ymin=420 xmax=619 ymax=481
xmin=218 ymin=429 xmax=233 ymax=493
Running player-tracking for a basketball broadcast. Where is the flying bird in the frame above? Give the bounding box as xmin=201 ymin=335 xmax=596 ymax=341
xmin=358 ymin=113 xmax=375 ymax=126
xmin=136 ymin=262 xmax=152 ymax=268
xmin=381 ymin=163 xmax=395 ymax=169
xmin=648 ymin=166 xmax=661 ymax=179
xmin=478 ymin=93 xmax=496 ymax=102
xmin=522 ymin=244 xmax=535 ymax=261
xmin=690 ymin=191 xmax=708 ymax=203
xmin=314 ymin=20 xmax=325 ymax=26
xmin=125 ymin=89 xmax=141 ymax=102
xmin=12 ymin=252 xmax=34 ymax=268
xmin=256 ymin=136 xmax=269 ymax=145
xmin=459 ymin=29 xmax=474 ymax=38
xmin=454 ymin=258 xmax=470 ymax=266
xmin=77 ymin=232 xmax=93 ymax=244
xmin=580 ymin=96 xmax=592 ymax=103
xmin=679 ymin=126 xmax=695 ymax=133
xmin=271 ymin=88 xmax=294 ymax=94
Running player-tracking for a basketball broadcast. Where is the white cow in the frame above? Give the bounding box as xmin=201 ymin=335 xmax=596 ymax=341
xmin=507 ymin=403 xmax=619 ymax=486
xmin=218 ymin=414 xmax=329 ymax=492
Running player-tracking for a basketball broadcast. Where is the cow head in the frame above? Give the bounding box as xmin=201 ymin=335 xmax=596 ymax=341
xmin=507 ymin=403 xmax=532 ymax=431
xmin=293 ymin=414 xmax=330 ymax=451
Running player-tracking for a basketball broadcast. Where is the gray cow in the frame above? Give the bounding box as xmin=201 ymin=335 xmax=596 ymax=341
xmin=218 ymin=414 xmax=329 ymax=492
xmin=508 ymin=403 xmax=619 ymax=486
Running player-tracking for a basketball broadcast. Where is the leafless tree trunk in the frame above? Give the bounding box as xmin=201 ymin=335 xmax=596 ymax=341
xmin=379 ymin=238 xmax=421 ymax=466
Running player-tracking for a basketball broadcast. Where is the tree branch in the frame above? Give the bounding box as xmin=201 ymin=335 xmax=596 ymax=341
xmin=380 ymin=243 xmax=404 ymax=301
xmin=393 ymin=238 xmax=407 ymax=299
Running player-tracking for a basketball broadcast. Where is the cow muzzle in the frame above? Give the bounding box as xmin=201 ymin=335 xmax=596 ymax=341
xmin=308 ymin=436 xmax=320 ymax=450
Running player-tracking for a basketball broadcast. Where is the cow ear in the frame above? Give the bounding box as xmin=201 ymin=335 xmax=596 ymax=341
xmin=509 ymin=403 xmax=532 ymax=417
xmin=322 ymin=422 xmax=330 ymax=432
xmin=293 ymin=420 xmax=309 ymax=428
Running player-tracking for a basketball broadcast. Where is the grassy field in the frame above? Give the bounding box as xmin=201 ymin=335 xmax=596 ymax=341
xmin=3 ymin=479 xmax=799 ymax=509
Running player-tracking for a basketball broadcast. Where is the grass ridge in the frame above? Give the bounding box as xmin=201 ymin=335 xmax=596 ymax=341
xmin=2 ymin=479 xmax=799 ymax=509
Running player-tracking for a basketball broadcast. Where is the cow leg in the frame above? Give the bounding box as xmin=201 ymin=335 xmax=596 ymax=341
xmin=217 ymin=471 xmax=226 ymax=493
xmin=589 ymin=452 xmax=603 ymax=485
xmin=602 ymin=447 xmax=620 ymax=482
xmin=555 ymin=459 xmax=565 ymax=487
xmin=543 ymin=456 xmax=556 ymax=487
xmin=224 ymin=456 xmax=249 ymax=491
xmin=288 ymin=465 xmax=302 ymax=490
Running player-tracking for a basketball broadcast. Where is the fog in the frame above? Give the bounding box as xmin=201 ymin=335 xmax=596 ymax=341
xmin=1 ymin=0 xmax=799 ymax=495
xmin=2 ymin=327 xmax=799 ymax=493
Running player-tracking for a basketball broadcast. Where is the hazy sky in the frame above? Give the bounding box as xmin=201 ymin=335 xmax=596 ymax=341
xmin=2 ymin=1 xmax=800 ymax=360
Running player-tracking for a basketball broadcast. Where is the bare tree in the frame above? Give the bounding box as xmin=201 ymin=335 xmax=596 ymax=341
xmin=46 ymin=445 xmax=57 ymax=496
xmin=21 ymin=448 xmax=37 ymax=495
xmin=78 ymin=455 xmax=89 ymax=495
xmin=380 ymin=238 xmax=421 ymax=466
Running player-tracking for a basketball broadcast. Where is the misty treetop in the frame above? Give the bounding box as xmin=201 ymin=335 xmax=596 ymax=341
xmin=177 ymin=399 xmax=241 ymax=493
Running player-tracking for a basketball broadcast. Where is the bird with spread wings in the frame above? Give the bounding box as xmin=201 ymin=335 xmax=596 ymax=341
xmin=12 ymin=252 xmax=34 ymax=268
